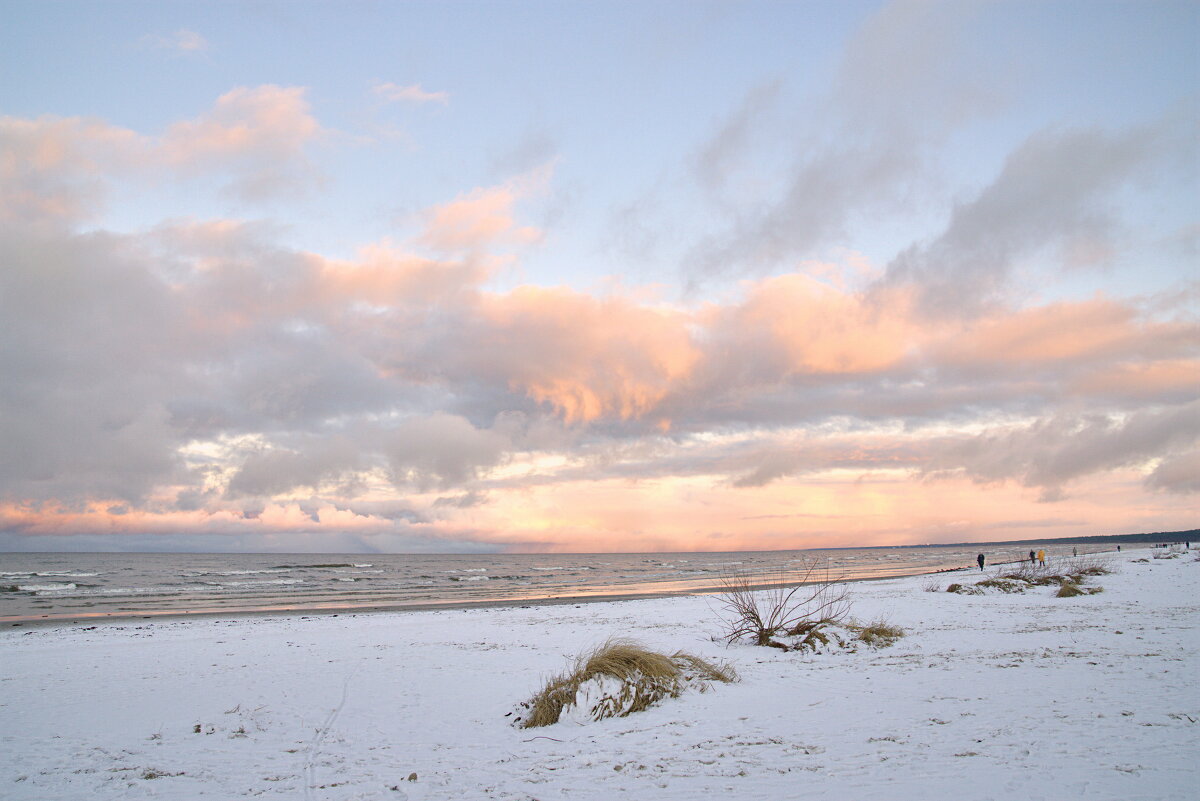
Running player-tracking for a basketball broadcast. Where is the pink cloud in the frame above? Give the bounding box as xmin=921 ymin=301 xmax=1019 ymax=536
xmin=373 ymin=82 xmax=449 ymax=105
xmin=141 ymin=29 xmax=208 ymax=53
xmin=162 ymin=86 xmax=319 ymax=162
xmin=0 ymin=115 xmax=145 ymax=223
xmin=161 ymin=86 xmax=323 ymax=199
xmin=1 ymin=87 xmax=325 ymax=218
xmin=934 ymin=297 xmax=1196 ymax=367
xmin=0 ymin=500 xmax=394 ymax=537
xmin=705 ymin=275 xmax=924 ymax=376
xmin=470 ymin=286 xmax=701 ymax=423
xmin=418 ymin=185 xmax=542 ymax=253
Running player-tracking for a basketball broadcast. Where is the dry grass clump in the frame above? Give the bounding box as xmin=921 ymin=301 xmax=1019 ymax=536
xmin=975 ymin=577 xmax=1028 ymax=593
xmin=715 ymin=560 xmax=850 ymax=648
xmin=514 ymin=639 xmax=737 ymax=729
xmin=849 ymin=619 xmax=906 ymax=647
xmin=945 ymin=555 xmax=1116 ymax=597
xmin=782 ymin=619 xmax=840 ymax=652
xmin=1056 ymin=582 xmax=1103 ymax=598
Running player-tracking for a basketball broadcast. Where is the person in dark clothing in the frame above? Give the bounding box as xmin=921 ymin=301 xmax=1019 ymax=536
xmin=977 ymin=553 xmax=985 ymax=571
xmin=1029 ymin=550 xmax=1036 ymax=565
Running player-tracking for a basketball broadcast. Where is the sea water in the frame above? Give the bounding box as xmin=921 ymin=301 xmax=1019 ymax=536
xmin=0 ymin=543 xmax=1113 ymax=624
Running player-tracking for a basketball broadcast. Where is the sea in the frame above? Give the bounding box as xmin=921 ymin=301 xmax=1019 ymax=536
xmin=0 ymin=542 xmax=1116 ymax=625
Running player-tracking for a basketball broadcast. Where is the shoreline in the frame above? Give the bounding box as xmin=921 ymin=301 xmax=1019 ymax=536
xmin=8 ymin=545 xmax=1137 ymax=629
xmin=2 ymin=562 xmax=976 ymax=629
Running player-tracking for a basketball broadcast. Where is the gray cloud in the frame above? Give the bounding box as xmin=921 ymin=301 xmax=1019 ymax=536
xmin=692 ymin=79 xmax=781 ymax=193
xmin=226 ymin=435 xmax=366 ymax=498
xmin=684 ymin=1 xmax=994 ymax=283
xmin=0 ymin=226 xmax=187 ymax=501
xmin=880 ymin=121 xmax=1184 ymax=315
xmin=384 ymin=413 xmax=511 ymax=491
xmin=925 ymin=401 xmax=1200 ymax=500
xmin=1146 ymin=451 xmax=1200 ymax=495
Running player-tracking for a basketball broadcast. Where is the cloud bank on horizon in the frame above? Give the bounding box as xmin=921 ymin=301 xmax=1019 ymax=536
xmin=1 ymin=1 xmax=1196 ymax=553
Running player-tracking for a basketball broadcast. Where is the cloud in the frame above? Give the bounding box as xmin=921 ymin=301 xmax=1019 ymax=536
xmin=0 ymin=115 xmax=145 ymax=224
xmin=459 ymin=287 xmax=701 ymax=424
xmin=162 ymin=85 xmax=324 ymax=200
xmin=373 ymin=82 xmax=449 ymax=105
xmin=684 ymin=1 xmax=995 ymax=283
xmin=225 ymin=435 xmax=366 ymax=498
xmin=1146 ymin=451 xmax=1200 ymax=495
xmin=0 ymin=86 xmax=325 ymax=223
xmin=693 ymin=80 xmax=781 ymax=192
xmin=2 ymin=85 xmax=1195 ymax=550
xmin=383 ymin=413 xmax=510 ymax=491
xmin=880 ymin=121 xmax=1183 ymax=315
xmin=0 ymin=226 xmax=187 ymax=502
xmin=700 ymin=274 xmax=922 ymax=379
xmin=418 ymin=185 xmax=541 ymax=252
xmin=5 ymin=196 xmax=1193 ymax=529
xmin=141 ymin=29 xmax=209 ymax=53
xmin=925 ymin=401 xmax=1200 ymax=500
xmin=416 ymin=167 xmax=553 ymax=252
xmin=933 ymin=298 xmax=1191 ymax=368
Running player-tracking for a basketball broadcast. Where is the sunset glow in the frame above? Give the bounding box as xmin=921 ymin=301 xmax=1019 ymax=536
xmin=1 ymin=1 xmax=1196 ymax=552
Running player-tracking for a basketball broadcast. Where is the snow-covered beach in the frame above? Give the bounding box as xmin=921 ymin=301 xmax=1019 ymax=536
xmin=2 ymin=547 xmax=1196 ymax=800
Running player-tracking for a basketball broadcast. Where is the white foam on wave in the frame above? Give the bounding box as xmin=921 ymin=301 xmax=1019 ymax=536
xmin=212 ymin=569 xmax=292 ymax=576
xmin=18 ymin=583 xmax=77 ymax=593
xmin=220 ymin=578 xmax=305 ymax=587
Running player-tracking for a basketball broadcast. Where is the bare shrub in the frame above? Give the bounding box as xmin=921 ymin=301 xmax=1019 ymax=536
xmin=514 ymin=639 xmax=736 ymax=728
xmin=1067 ymin=554 xmax=1113 ymax=577
xmin=921 ymin=576 xmax=942 ymax=593
xmin=996 ymin=555 xmax=1112 ymax=588
xmin=997 ymin=562 xmax=1056 ymax=584
xmin=715 ymin=560 xmax=850 ymax=648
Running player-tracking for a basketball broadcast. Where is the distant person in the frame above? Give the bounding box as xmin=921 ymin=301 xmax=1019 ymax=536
xmin=1029 ymin=550 xmax=1036 ymax=565
xmin=1037 ymin=549 xmax=1046 ymax=566
xmin=1117 ymin=545 xmax=1121 ymax=552
xmin=977 ymin=553 xmax=985 ymax=571
xmin=1073 ymin=547 xmax=1077 ymax=557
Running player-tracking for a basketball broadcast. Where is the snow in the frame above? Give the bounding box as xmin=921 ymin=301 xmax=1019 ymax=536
xmin=1 ymin=549 xmax=1196 ymax=800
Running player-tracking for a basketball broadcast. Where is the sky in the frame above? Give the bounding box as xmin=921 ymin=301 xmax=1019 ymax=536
xmin=0 ymin=0 xmax=1197 ymax=554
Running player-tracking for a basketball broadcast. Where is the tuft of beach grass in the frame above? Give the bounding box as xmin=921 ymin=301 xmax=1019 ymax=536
xmin=515 ymin=639 xmax=737 ymax=728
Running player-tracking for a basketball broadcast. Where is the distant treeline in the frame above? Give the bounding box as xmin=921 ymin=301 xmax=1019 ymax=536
xmin=825 ymin=525 xmax=1200 ymax=551
xmin=915 ymin=528 xmax=1199 ymax=549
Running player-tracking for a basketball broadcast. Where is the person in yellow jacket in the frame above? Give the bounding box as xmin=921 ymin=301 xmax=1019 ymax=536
xmin=1037 ymin=549 xmax=1046 ymax=566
